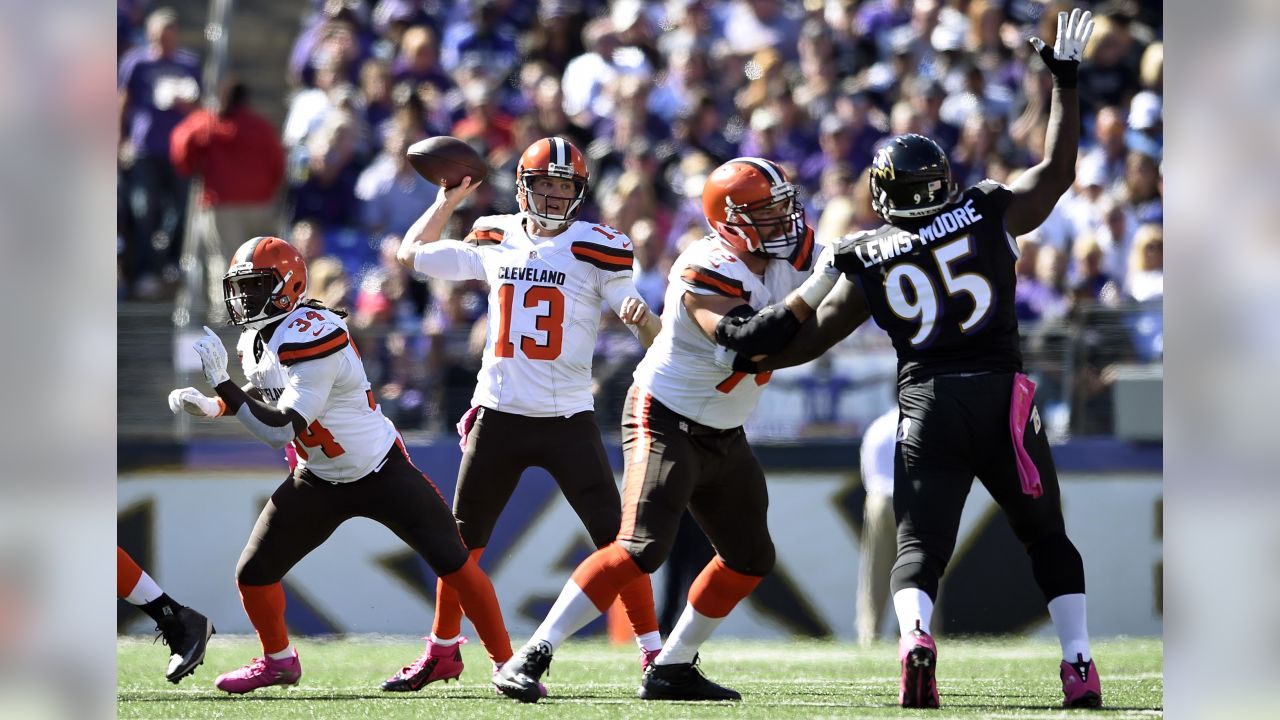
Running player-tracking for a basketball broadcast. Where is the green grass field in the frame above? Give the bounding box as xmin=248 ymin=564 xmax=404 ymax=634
xmin=118 ymin=635 xmax=1162 ymax=719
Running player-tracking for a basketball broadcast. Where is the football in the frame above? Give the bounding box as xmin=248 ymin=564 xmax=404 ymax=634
xmin=406 ymin=136 xmax=488 ymax=188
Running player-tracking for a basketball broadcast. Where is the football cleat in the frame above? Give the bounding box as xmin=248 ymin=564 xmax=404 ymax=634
xmin=641 ymin=647 xmax=661 ymax=672
xmin=638 ymin=655 xmax=741 ymax=701
xmin=214 ymin=650 xmax=302 ymax=694
xmin=155 ymin=606 xmax=215 ymax=684
xmin=493 ymin=640 xmax=554 ymax=703
xmin=381 ymin=637 xmax=465 ymax=691
xmin=1060 ymin=654 xmax=1103 ymax=708
xmin=899 ymin=621 xmax=940 ymax=709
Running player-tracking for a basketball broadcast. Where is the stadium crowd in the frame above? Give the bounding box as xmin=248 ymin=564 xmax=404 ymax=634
xmin=118 ymin=0 xmax=1163 ymax=435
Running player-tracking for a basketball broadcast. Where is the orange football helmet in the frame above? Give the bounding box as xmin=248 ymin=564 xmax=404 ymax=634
xmin=516 ymin=137 xmax=589 ymax=230
xmin=223 ymin=236 xmax=308 ymax=329
xmin=702 ymin=157 xmax=809 ymax=264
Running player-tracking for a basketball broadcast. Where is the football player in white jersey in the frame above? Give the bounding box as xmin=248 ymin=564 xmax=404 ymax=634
xmin=387 ymin=137 xmax=664 ymax=698
xmin=169 ymin=236 xmax=517 ymax=695
xmin=495 ymin=157 xmax=843 ymax=702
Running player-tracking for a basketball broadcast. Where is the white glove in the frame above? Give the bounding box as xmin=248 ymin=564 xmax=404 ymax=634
xmin=1030 ymin=8 xmax=1094 ymax=63
xmin=167 ymin=387 xmax=223 ymax=417
xmin=193 ymin=325 xmax=230 ymax=387
xmin=795 ymin=243 xmax=842 ymax=310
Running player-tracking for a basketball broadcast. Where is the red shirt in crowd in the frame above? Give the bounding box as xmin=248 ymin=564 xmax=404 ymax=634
xmin=170 ymin=107 xmax=285 ymax=207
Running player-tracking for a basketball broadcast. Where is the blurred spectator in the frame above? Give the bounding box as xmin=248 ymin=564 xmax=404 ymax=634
xmin=393 ymin=25 xmax=452 ymax=94
xmin=1014 ymin=236 xmax=1054 ymax=324
xmin=630 ymin=218 xmax=669 ymax=315
xmin=720 ymin=0 xmax=803 ymax=61
xmin=1121 ymin=149 xmax=1163 ymax=227
xmin=424 ymin=280 xmax=488 ymax=431
xmin=440 ymin=0 xmax=519 ymax=77
xmin=170 ymin=79 xmax=285 ymax=304
xmin=1139 ymin=40 xmax=1163 ymax=91
xmin=283 ymin=47 xmax=351 ymax=148
xmin=288 ymin=0 xmax=372 ymax=89
xmin=1071 ymin=233 xmax=1119 ymax=302
xmin=451 ymin=79 xmax=515 ymax=158
xmin=1125 ymin=224 xmax=1163 ymax=303
xmin=561 ymin=18 xmax=621 ymax=128
xmin=355 ymin=123 xmax=438 ymax=240
xmin=307 ymin=256 xmax=351 ymax=309
xmin=289 ymin=219 xmax=326 ymax=264
xmin=1125 ymin=90 xmax=1163 ymax=160
xmin=287 ymin=112 xmax=363 ymax=232
xmin=857 ymin=404 xmax=898 ymax=646
xmin=1077 ymin=13 xmax=1144 ymax=115
xmin=118 ymin=7 xmax=201 ymax=299
xmin=1079 ymin=105 xmax=1128 ymax=191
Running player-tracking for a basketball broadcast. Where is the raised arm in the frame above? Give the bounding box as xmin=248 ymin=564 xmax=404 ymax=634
xmin=395 ymin=176 xmax=481 ymax=269
xmin=1004 ymin=8 xmax=1095 ymax=237
xmin=753 ymin=275 xmax=871 ymax=372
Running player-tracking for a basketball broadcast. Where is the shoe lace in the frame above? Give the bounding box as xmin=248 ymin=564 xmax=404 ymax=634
xmin=523 ymin=641 xmax=553 ymax=677
xmin=153 ymin=618 xmax=184 ymax=650
xmin=401 ymin=647 xmax=436 ymax=677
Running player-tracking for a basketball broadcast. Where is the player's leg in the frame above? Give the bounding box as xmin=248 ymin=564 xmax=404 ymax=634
xmin=496 ymin=389 xmax=696 ymax=703
xmin=538 ymin=411 xmax=660 ymax=663
xmin=378 ymin=410 xmax=528 ymax=691
xmin=117 ymin=547 xmax=214 ymax=683
xmin=972 ymin=375 xmax=1099 ymax=707
xmin=641 ymin=430 xmax=773 ymax=701
xmin=216 ymin=472 xmax=347 ymax=693
xmin=891 ymin=380 xmax=977 ymax=708
xmin=361 ymin=442 xmax=515 ymax=679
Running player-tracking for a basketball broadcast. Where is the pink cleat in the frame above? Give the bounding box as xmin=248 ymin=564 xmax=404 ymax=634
xmin=1060 ymin=654 xmax=1103 ymax=708
xmin=641 ymin=648 xmax=661 ymax=672
xmin=898 ymin=621 xmax=940 ymax=709
xmin=381 ymin=637 xmax=466 ymax=691
xmin=214 ymin=650 xmax=301 ymax=694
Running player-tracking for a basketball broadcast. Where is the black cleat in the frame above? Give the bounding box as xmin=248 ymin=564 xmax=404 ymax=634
xmin=156 ymin=606 xmax=215 ymax=684
xmin=493 ymin=640 xmax=553 ymax=703
xmin=639 ymin=655 xmax=741 ymax=701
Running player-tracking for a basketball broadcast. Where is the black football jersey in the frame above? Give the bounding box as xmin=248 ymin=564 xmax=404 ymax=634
xmin=834 ymin=181 xmax=1022 ymax=386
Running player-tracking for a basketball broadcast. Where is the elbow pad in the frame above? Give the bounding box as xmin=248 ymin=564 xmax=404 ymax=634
xmin=714 ymin=304 xmax=800 ymax=356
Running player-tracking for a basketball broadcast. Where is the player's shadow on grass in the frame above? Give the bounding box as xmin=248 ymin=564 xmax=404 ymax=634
xmin=118 ymin=692 xmax=499 ymax=702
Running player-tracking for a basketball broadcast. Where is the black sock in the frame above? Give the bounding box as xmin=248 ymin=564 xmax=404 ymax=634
xmin=139 ymin=593 xmax=184 ymax=626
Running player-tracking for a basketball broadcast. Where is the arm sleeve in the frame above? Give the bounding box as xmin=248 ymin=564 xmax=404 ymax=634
xmin=412 ymin=240 xmax=488 ymax=281
xmin=233 ymin=405 xmax=298 ymax=449
xmin=600 ymin=271 xmax=639 ymax=317
xmin=276 ymin=351 xmax=342 ymax=426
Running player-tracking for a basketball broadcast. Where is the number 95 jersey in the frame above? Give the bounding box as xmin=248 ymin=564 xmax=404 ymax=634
xmin=832 ymin=181 xmax=1022 ymax=386
xmin=236 ymin=305 xmax=398 ymax=482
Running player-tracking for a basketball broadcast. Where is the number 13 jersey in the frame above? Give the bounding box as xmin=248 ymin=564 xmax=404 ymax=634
xmin=236 ymin=305 xmax=398 ymax=482
xmin=419 ymin=213 xmax=637 ymax=418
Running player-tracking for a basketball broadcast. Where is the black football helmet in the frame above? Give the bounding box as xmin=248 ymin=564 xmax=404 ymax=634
xmin=868 ymin=134 xmax=955 ymax=222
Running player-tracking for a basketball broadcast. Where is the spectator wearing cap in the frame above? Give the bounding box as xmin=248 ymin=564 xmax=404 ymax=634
xmin=1125 ymin=90 xmax=1162 ymax=159
xmin=118 ymin=7 xmax=202 ymax=298
xmin=170 ymin=79 xmax=286 ymax=306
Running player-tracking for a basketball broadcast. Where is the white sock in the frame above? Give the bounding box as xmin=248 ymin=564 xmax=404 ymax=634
xmin=429 ymin=633 xmax=462 ymax=647
xmin=125 ymin=571 xmax=163 ymax=606
xmin=654 ymin=604 xmax=722 ymax=666
xmin=529 ymin=580 xmax=602 ymax=650
xmin=267 ymin=644 xmax=295 ymax=661
xmin=893 ymin=588 xmax=934 ymax=637
xmin=1047 ymin=593 xmax=1091 ymax=662
xmin=635 ymin=630 xmax=662 ymax=653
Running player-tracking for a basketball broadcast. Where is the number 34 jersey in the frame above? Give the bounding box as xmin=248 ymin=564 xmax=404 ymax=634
xmin=832 ymin=180 xmax=1022 ymax=386
xmin=434 ymin=213 xmax=637 ymax=418
xmin=236 ymin=305 xmax=398 ymax=483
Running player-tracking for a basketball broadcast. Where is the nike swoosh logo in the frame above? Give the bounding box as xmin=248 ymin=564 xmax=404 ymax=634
xmin=622 ymin=241 xmax=631 ymax=248
xmin=373 ymin=458 xmax=388 ymax=474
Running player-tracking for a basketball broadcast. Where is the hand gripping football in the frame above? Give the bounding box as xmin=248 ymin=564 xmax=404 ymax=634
xmin=406 ymin=136 xmax=489 ymax=188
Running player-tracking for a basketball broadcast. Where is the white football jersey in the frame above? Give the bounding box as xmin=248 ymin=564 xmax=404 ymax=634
xmin=433 ymin=213 xmax=637 ymax=417
xmin=632 ymin=235 xmax=815 ymax=429
xmin=236 ymin=305 xmax=398 ymax=482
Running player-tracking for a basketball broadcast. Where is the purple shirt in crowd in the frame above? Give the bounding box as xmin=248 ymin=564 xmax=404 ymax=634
xmin=117 ymin=45 xmax=202 ymax=159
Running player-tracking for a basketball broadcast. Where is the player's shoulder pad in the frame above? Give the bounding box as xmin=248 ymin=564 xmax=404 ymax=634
xmin=972 ymin=178 xmax=1011 ymax=196
xmin=676 ymin=237 xmax=753 ymax=301
xmin=464 ymin=214 xmax=513 ymax=246
xmin=273 ymin=306 xmax=350 ymax=366
xmin=570 ymin=223 xmax=634 ymax=272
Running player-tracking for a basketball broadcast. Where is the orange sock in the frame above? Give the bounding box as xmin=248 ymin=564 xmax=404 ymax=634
xmin=617 ymin=573 xmax=659 ymax=636
xmin=432 ymin=548 xmax=484 ymax=640
xmin=116 ymin=547 xmax=143 ymax=599
xmin=440 ymin=556 xmax=512 ymax=664
xmin=239 ymin=582 xmax=290 ymax=655
xmin=570 ymin=542 xmax=644 ymax=612
xmin=688 ymin=556 xmax=763 ymax=619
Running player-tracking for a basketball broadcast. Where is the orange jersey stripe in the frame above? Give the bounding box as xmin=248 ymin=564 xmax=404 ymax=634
xmin=277 ymin=331 xmax=348 ymax=364
xmin=681 ymin=268 xmax=745 ymax=298
xmin=618 ymin=387 xmax=652 ymax=542
xmin=572 ymin=246 xmax=632 ymax=269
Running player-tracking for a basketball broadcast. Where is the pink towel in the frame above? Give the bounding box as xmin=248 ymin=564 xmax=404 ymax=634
xmin=456 ymin=405 xmax=481 ymax=451
xmin=1009 ymin=373 xmax=1042 ymax=499
xmin=284 ymin=443 xmax=298 ymax=472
